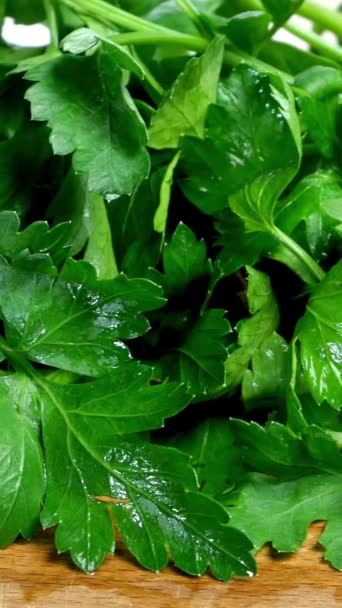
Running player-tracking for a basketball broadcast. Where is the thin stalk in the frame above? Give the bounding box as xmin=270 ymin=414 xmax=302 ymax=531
xmin=61 ymin=0 xmax=182 ymax=35
xmin=61 ymin=0 xmax=295 ymax=81
xmin=272 ymin=226 xmax=325 ymax=284
xmin=286 ymin=21 xmax=342 ymax=63
xmin=44 ymin=0 xmax=59 ymax=50
xmin=112 ymin=31 xmax=208 ymax=53
xmin=298 ymin=1 xmax=342 ymax=39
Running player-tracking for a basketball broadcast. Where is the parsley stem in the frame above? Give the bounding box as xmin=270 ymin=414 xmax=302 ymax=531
xmin=286 ymin=21 xmax=342 ymax=64
xmin=60 ymin=0 xmax=293 ymax=81
xmin=112 ymin=31 xmax=208 ymax=52
xmin=272 ymin=226 xmax=325 ymax=284
xmin=299 ymin=1 xmax=342 ymax=39
xmin=44 ymin=0 xmax=59 ymax=50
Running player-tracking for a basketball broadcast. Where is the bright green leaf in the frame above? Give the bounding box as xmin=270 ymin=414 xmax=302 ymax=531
xmin=149 ymin=36 xmax=224 ymax=149
xmin=296 ymin=260 xmax=342 ymax=409
xmin=0 ymin=373 xmax=44 ymax=547
xmin=225 ymin=267 xmax=280 ymax=392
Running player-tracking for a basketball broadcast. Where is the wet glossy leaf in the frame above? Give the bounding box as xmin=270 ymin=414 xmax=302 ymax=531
xmin=225 ymin=267 xmax=280 ymax=392
xmin=25 ymin=50 xmax=149 ymax=200
xmin=242 ymin=332 xmax=289 ymax=409
xmin=41 ymin=395 xmax=255 ymax=579
xmin=0 ymin=257 xmax=164 ymax=376
xmin=296 ymin=260 xmax=342 ymax=409
xmin=0 ymin=373 xmax=44 ymax=547
xmin=181 ymin=66 xmax=300 ymax=217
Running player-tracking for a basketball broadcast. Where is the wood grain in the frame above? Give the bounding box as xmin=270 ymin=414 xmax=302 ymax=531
xmin=0 ymin=523 xmax=340 ymax=608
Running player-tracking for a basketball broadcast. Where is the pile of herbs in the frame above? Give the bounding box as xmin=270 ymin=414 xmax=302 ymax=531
xmin=0 ymin=0 xmax=341 ymax=581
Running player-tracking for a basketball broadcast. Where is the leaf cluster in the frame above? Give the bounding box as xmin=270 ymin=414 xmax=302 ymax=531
xmin=0 ymin=0 xmax=341 ymax=581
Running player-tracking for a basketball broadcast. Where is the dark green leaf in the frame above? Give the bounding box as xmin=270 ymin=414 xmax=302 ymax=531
xmin=0 ymin=211 xmax=71 ymax=263
xmin=162 ymin=418 xmax=244 ymax=498
xmin=0 ymin=373 xmax=44 ymax=547
xmin=25 ymin=50 xmax=149 ymax=200
xmin=181 ymin=66 xmax=300 ymax=217
xmin=262 ymin=0 xmax=304 ymax=25
xmin=227 ymin=421 xmax=342 ymax=569
xmin=296 ymin=260 xmax=342 ymax=409
xmin=158 ymin=309 xmax=231 ymax=397
xmin=161 ymin=223 xmax=210 ymax=296
xmin=41 ymin=386 xmax=255 ymax=577
xmin=0 ymin=257 xmax=164 ymax=376
xmin=222 ymin=11 xmax=272 ymax=52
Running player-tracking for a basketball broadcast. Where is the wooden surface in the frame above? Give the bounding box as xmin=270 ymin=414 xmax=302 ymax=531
xmin=0 ymin=523 xmax=340 ymax=608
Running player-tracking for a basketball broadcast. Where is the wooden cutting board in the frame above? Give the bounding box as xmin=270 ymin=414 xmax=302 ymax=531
xmin=0 ymin=522 xmax=340 ymax=607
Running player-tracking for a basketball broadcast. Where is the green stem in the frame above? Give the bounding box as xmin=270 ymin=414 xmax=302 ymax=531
xmin=286 ymin=21 xmax=342 ymax=63
xmin=299 ymin=1 xmax=342 ymax=39
xmin=0 ymin=336 xmax=38 ymax=378
xmin=112 ymin=31 xmax=208 ymax=53
xmin=44 ymin=0 xmax=59 ymax=50
xmin=272 ymin=226 xmax=325 ymax=284
xmin=61 ymin=0 xmax=180 ymax=35
xmin=61 ymin=0 xmax=293 ymax=81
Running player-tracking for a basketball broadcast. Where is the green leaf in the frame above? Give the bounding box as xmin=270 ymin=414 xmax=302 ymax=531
xmin=46 ymin=170 xmax=89 ymax=258
xmin=25 ymin=49 xmax=149 ymax=200
xmin=0 ymin=257 xmax=164 ymax=376
xmin=162 ymin=418 xmax=244 ymax=498
xmin=299 ymin=96 xmax=337 ymax=160
xmin=0 ymin=373 xmax=44 ymax=547
xmin=0 ymin=211 xmax=71 ymax=263
xmin=153 ymin=151 xmax=180 ymax=234
xmin=161 ymin=222 xmax=210 ymax=296
xmin=109 ymin=180 xmax=161 ymax=278
xmin=215 ymin=208 xmax=276 ymax=276
xmin=227 ymin=421 xmax=342 ymax=570
xmin=61 ymin=28 xmax=144 ymax=79
xmin=242 ymin=332 xmax=289 ymax=409
xmin=261 ymin=0 xmax=304 ymax=25
xmin=296 ymin=260 xmax=342 ymax=410
xmin=158 ymin=309 xmax=231 ymax=397
xmin=276 ymin=170 xmax=342 ymax=261
xmin=148 ymin=36 xmax=224 ymax=149
xmin=181 ymin=65 xmax=300 ymax=216
xmin=225 ymin=267 xmax=280 ymax=392
xmin=222 ymin=11 xmax=272 ymax=53
xmin=40 ymin=384 xmax=255 ymax=577
xmin=83 ymin=193 xmax=118 ymax=280
xmin=41 ymin=362 xmax=190 ymax=435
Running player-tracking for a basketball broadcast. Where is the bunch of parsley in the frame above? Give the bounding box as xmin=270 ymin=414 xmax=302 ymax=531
xmin=0 ymin=0 xmax=341 ymax=580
